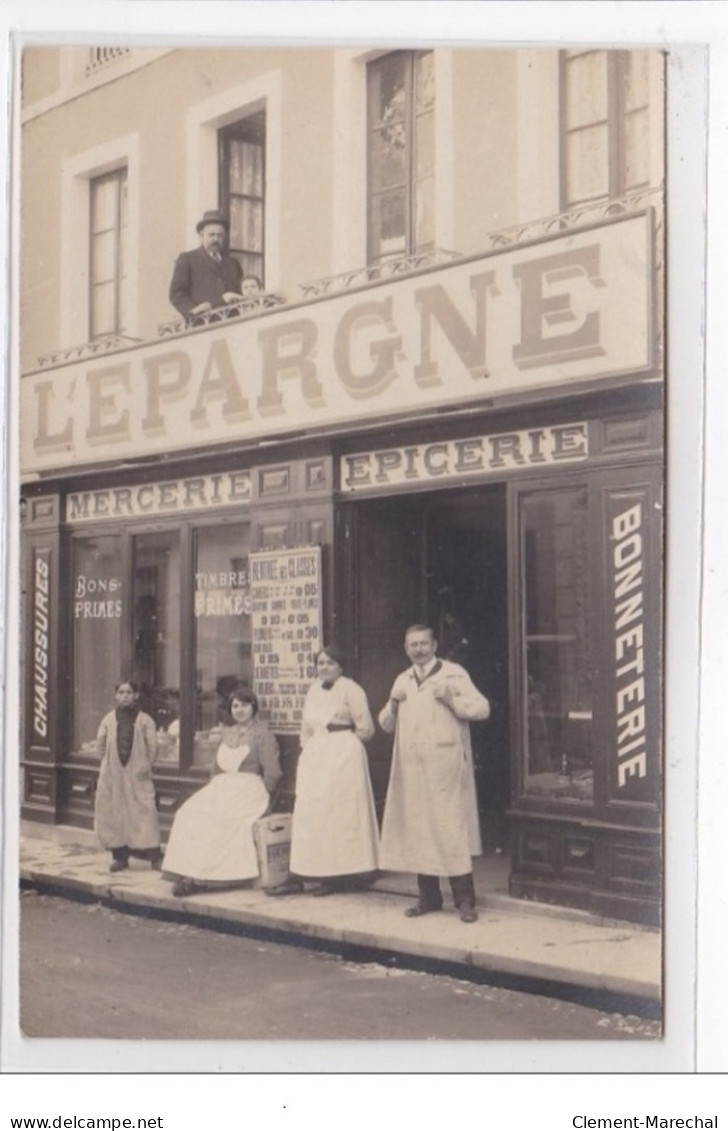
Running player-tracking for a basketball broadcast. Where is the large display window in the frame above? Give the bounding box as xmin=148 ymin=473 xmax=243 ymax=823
xmin=519 ymin=486 xmax=594 ymax=803
xmin=70 ymin=518 xmax=251 ymax=769
xmin=72 ymin=533 xmax=123 ymax=755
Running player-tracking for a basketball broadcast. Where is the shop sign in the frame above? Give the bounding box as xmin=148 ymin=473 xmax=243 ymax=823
xmin=66 ymin=471 xmax=251 ymax=523
xmin=195 ymin=568 xmax=250 ymax=617
xmin=610 ymin=497 xmax=653 ymax=798
xmin=23 ymin=213 xmax=654 ymax=473
xmin=74 ymin=572 xmax=122 ymax=619
xmin=249 ymin=546 xmax=322 ymax=733
xmin=31 ymin=548 xmax=51 ymax=742
xmin=340 ymin=422 xmax=588 ymax=493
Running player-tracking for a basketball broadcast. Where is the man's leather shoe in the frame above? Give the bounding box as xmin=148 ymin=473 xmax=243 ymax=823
xmin=404 ymin=901 xmax=443 ymax=918
xmin=109 ymin=859 xmax=129 ymax=873
xmin=459 ymin=906 xmax=478 ymax=923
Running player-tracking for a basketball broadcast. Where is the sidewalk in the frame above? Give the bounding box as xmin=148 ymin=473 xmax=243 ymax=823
xmin=19 ymin=822 xmax=662 ymax=1014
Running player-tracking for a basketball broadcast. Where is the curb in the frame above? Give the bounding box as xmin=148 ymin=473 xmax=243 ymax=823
xmin=20 ymin=864 xmax=662 ymax=1020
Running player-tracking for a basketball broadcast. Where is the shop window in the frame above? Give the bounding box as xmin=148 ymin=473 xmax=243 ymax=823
xmin=520 ymin=487 xmax=594 ymax=802
xmin=192 ymin=523 xmax=252 ymax=767
xmin=72 ymin=534 xmax=124 ymax=754
xmin=218 ymin=111 xmax=265 ymax=282
xmin=560 ymin=49 xmax=651 ymax=208
xmin=367 ymin=50 xmax=434 ymax=264
xmin=131 ymin=531 xmax=181 ymax=751
xmin=89 ymin=167 xmax=128 ymax=340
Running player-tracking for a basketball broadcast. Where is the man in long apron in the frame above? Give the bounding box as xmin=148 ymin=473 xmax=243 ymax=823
xmin=378 ymin=624 xmax=491 ymax=923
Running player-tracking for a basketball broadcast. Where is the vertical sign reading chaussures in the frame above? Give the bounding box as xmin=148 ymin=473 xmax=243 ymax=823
xmin=249 ymin=546 xmax=322 ymax=733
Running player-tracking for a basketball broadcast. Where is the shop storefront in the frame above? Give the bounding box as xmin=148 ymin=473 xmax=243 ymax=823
xmin=20 ymin=204 xmax=662 ymax=925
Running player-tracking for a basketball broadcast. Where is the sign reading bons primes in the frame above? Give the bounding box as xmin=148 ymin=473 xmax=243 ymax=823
xmin=250 ymin=546 xmax=322 ymax=733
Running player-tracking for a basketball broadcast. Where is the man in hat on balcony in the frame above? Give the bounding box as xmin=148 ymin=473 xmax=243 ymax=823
xmin=169 ymin=210 xmax=244 ymax=320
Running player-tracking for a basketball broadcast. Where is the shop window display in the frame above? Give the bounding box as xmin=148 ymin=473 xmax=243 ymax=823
xmin=521 ymin=488 xmax=594 ymax=802
xmin=131 ymin=531 xmax=181 ymax=761
xmin=192 ymin=523 xmax=252 ymax=766
xmin=72 ymin=534 xmax=123 ymax=754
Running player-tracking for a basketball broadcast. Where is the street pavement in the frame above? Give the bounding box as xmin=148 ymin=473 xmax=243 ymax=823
xmin=20 ymin=889 xmax=661 ymax=1040
xmin=18 ymin=821 xmax=662 ymax=1016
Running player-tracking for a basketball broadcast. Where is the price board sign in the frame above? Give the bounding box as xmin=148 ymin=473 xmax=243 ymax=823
xmin=249 ymin=546 xmax=323 ymax=733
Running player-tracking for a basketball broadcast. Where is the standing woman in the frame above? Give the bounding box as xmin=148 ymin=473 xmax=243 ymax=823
xmin=271 ymin=646 xmax=379 ymax=896
xmin=94 ymin=679 xmax=162 ymax=872
xmin=162 ymin=688 xmax=281 ymax=897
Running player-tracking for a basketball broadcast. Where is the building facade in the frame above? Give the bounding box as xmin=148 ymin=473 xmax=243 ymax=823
xmin=19 ymin=45 xmax=665 ymax=924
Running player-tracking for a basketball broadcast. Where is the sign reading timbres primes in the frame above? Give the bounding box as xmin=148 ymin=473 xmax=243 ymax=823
xmin=249 ymin=546 xmax=322 ymax=733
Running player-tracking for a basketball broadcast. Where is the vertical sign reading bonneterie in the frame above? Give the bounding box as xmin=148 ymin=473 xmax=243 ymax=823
xmin=607 ymin=487 xmax=659 ymax=805
xmin=31 ymin=548 xmax=51 ymax=744
xmin=249 ymin=546 xmax=322 ymax=732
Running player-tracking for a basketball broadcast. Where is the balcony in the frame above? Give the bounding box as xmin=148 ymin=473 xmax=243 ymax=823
xmin=22 ymin=193 xmax=661 ymax=480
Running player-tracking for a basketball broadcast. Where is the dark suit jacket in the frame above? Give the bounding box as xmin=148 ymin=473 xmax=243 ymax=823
xmin=169 ymin=246 xmax=243 ymax=318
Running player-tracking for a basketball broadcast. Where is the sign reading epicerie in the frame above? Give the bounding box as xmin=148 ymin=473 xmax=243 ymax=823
xmin=22 ymin=214 xmax=652 ymax=473
xmin=341 ymin=422 xmax=588 ymax=493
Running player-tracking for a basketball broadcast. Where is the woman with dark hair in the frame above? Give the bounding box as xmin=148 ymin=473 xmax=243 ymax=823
xmin=270 ymin=646 xmax=378 ymax=897
xmin=162 ymin=687 xmax=281 ymax=897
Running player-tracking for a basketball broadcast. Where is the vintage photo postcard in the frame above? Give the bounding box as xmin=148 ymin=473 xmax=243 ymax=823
xmin=1 ymin=0 xmax=719 ymax=1079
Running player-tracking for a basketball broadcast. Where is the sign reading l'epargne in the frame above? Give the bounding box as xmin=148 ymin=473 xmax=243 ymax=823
xmin=249 ymin=546 xmax=322 ymax=733
xmin=22 ymin=214 xmax=654 ymax=474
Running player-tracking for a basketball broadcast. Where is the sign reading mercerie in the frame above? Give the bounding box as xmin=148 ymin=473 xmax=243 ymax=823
xmin=22 ymin=214 xmax=653 ymax=474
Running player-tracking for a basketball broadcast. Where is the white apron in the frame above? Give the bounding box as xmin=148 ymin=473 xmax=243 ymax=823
xmin=162 ymin=741 xmax=269 ymax=883
xmin=290 ymin=678 xmax=379 ymax=877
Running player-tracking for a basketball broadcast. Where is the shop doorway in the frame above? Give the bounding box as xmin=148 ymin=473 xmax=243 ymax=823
xmin=349 ymin=486 xmax=510 ymax=855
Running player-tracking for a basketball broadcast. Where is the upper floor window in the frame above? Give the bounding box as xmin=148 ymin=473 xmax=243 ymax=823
xmin=218 ymin=111 xmax=266 ymax=283
xmin=89 ymin=167 xmax=128 ymax=341
xmin=367 ymin=50 xmax=435 ymax=264
xmin=560 ymin=49 xmax=651 ymax=208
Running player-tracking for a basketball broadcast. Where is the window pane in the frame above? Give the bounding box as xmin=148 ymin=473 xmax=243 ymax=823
xmin=415 ymin=51 xmax=435 ymax=113
xmin=624 ymin=108 xmax=650 ymax=190
xmin=91 ymin=282 xmax=116 ymax=337
xmin=566 ymin=124 xmax=610 ymax=202
xmin=415 ymin=175 xmax=435 ymax=250
xmin=132 ymin=531 xmax=181 ymax=762
xmin=241 ymin=140 xmax=263 ymax=195
xmin=370 ymin=124 xmax=407 ymax=192
xmin=373 ymin=53 xmax=408 ymax=128
xmin=415 ymin=108 xmax=434 ymax=181
xmin=91 ymin=230 xmax=116 ymax=283
xmin=193 ymin=524 xmax=252 ymax=766
xmin=91 ymin=175 xmax=119 ymax=233
xmin=72 ymin=535 xmax=123 ymax=754
xmin=565 ymin=51 xmax=608 ymax=130
xmin=371 ymin=190 xmax=407 ymax=259
xmin=521 ymin=489 xmax=593 ymax=803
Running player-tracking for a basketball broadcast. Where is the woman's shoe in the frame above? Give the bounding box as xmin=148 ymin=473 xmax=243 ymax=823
xmin=265 ymin=880 xmax=304 ymax=897
xmin=172 ymin=879 xmax=196 ymax=898
xmin=109 ymin=859 xmax=129 ymax=873
xmin=310 ymin=883 xmax=337 ymax=897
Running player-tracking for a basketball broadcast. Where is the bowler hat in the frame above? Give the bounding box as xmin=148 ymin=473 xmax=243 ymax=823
xmin=196 ymin=209 xmax=229 ymax=233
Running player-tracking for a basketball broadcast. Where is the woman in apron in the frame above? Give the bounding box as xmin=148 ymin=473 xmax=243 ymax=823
xmin=269 ymin=646 xmax=379 ymax=897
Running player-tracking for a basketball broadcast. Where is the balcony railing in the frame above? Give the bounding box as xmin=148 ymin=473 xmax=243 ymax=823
xmin=157 ymin=294 xmax=286 ymax=337
xmin=33 ymin=188 xmax=663 ymax=370
xmin=36 ymin=334 xmax=144 ymax=370
xmin=298 ymin=248 xmax=462 ymax=299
